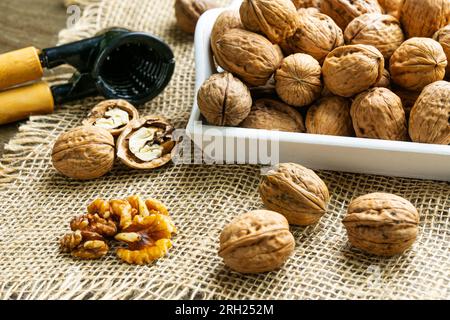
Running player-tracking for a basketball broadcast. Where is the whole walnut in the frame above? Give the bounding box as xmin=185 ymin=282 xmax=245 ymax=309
xmin=52 ymin=126 xmax=115 ymax=180
xmin=211 ymin=10 xmax=243 ymax=66
xmin=292 ymin=0 xmax=322 ymax=9
xmin=433 ymin=25 xmax=450 ymax=77
xmin=390 ymin=38 xmax=447 ymax=91
xmin=409 ymin=81 xmax=450 ymax=145
xmin=344 ymin=13 xmax=404 ymax=60
xmin=306 ymin=96 xmax=354 ymax=136
xmin=343 ymin=193 xmax=420 ymax=256
xmin=401 ymin=0 xmax=450 ymax=38
xmin=174 ymin=0 xmax=219 ymax=34
xmin=281 ymin=11 xmax=344 ymax=64
xmin=259 ymin=163 xmax=330 ymax=226
xmin=197 ymin=72 xmax=252 ymax=126
xmin=241 ymin=99 xmax=306 ymax=132
xmin=275 ymin=54 xmax=322 ymax=107
xmin=213 ymin=28 xmax=284 ymax=86
xmin=218 ymin=210 xmax=295 ymax=274
xmin=240 ymin=0 xmax=299 ymax=44
xmin=351 ymin=88 xmax=408 ymax=141
xmin=377 ymin=0 xmax=403 ymax=19
xmin=322 ymin=44 xmax=384 ymax=97
xmin=320 ymin=0 xmax=383 ymax=30
xmin=374 ymin=69 xmax=391 ymax=88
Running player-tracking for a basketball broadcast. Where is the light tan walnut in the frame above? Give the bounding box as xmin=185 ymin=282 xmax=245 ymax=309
xmin=241 ymin=98 xmax=306 ymax=132
xmin=433 ymin=25 xmax=450 ymax=77
xmin=197 ymin=72 xmax=252 ymax=126
xmin=211 ymin=10 xmax=243 ymax=67
xmin=320 ymin=0 xmax=382 ymax=30
xmin=401 ymin=0 xmax=450 ymax=38
xmin=306 ymin=96 xmax=354 ymax=136
xmin=390 ymin=38 xmax=447 ymax=91
xmin=219 ymin=210 xmax=295 ymax=274
xmin=343 ymin=193 xmax=420 ymax=256
xmin=275 ymin=54 xmax=322 ymax=107
xmin=377 ymin=0 xmax=403 ymax=19
xmin=175 ymin=0 xmax=219 ymax=34
xmin=409 ymin=81 xmax=450 ymax=145
xmin=322 ymin=44 xmax=384 ymax=97
xmin=344 ymin=13 xmax=404 ymax=60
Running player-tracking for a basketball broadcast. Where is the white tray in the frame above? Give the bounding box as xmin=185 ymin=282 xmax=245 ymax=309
xmin=186 ymin=0 xmax=450 ymax=182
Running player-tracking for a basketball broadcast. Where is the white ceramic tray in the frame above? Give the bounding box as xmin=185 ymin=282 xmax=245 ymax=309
xmin=186 ymin=0 xmax=450 ymax=181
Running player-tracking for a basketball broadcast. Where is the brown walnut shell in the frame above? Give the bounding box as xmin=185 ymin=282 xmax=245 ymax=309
xmin=259 ymin=163 xmax=330 ymax=226
xmin=240 ymin=98 xmax=306 ymax=132
xmin=320 ymin=0 xmax=383 ymax=30
xmin=281 ymin=11 xmax=344 ymax=64
xmin=401 ymin=0 xmax=450 ymax=38
xmin=377 ymin=0 xmax=403 ymax=19
xmin=409 ymin=81 xmax=450 ymax=145
xmin=218 ymin=210 xmax=295 ymax=274
xmin=306 ymin=96 xmax=354 ymax=136
xmin=390 ymin=37 xmax=447 ymax=91
xmin=197 ymin=72 xmax=252 ymax=126
xmin=344 ymin=13 xmax=404 ymax=60
xmin=351 ymin=88 xmax=408 ymax=141
xmin=433 ymin=25 xmax=450 ymax=77
xmin=292 ymin=0 xmax=322 ymax=9
xmin=343 ymin=193 xmax=420 ymax=256
xmin=52 ymin=126 xmax=115 ymax=180
xmin=174 ymin=0 xmax=219 ymax=34
xmin=275 ymin=53 xmax=322 ymax=107
xmin=322 ymin=44 xmax=384 ymax=97
xmin=213 ymin=28 xmax=284 ymax=86
xmin=211 ymin=10 xmax=243 ymax=67
xmin=240 ymin=0 xmax=299 ymax=44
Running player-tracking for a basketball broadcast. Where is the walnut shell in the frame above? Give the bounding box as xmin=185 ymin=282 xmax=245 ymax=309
xmin=213 ymin=28 xmax=284 ymax=86
xmin=292 ymin=0 xmax=322 ymax=9
xmin=374 ymin=69 xmax=391 ymax=88
xmin=306 ymin=96 xmax=354 ymax=136
xmin=343 ymin=193 xmax=420 ymax=256
xmin=275 ymin=53 xmax=322 ymax=107
xmin=377 ymin=0 xmax=403 ymax=19
xmin=392 ymin=85 xmax=421 ymax=118
xmin=390 ymin=38 xmax=447 ymax=91
xmin=116 ymin=116 xmax=176 ymax=170
xmin=320 ymin=0 xmax=383 ymax=30
xmin=433 ymin=25 xmax=450 ymax=77
xmin=174 ymin=0 xmax=219 ymax=34
xmin=240 ymin=0 xmax=299 ymax=44
xmin=197 ymin=72 xmax=252 ymax=126
xmin=351 ymin=88 xmax=408 ymax=141
xmin=259 ymin=163 xmax=330 ymax=226
xmin=240 ymin=98 xmax=306 ymax=132
xmin=323 ymin=44 xmax=384 ymax=97
xmin=218 ymin=210 xmax=295 ymax=274
xmin=211 ymin=10 xmax=243 ymax=67
xmin=401 ymin=0 xmax=450 ymax=38
xmin=344 ymin=13 xmax=404 ymax=60
xmin=281 ymin=11 xmax=344 ymax=64
xmin=52 ymin=126 xmax=115 ymax=180
xmin=409 ymin=81 xmax=450 ymax=145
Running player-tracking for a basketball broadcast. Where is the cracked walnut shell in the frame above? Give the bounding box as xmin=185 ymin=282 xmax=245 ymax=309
xmin=219 ymin=210 xmax=295 ymax=274
xmin=434 ymin=25 xmax=450 ymax=77
xmin=343 ymin=193 xmax=420 ymax=256
xmin=175 ymin=0 xmax=219 ymax=34
xmin=320 ymin=0 xmax=382 ymax=30
xmin=259 ymin=163 xmax=330 ymax=226
xmin=401 ymin=0 xmax=450 ymax=38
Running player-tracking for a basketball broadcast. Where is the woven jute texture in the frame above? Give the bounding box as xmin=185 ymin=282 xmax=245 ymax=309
xmin=0 ymin=0 xmax=449 ymax=300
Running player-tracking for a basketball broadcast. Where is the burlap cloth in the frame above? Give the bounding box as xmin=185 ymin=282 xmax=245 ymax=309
xmin=0 ymin=0 xmax=448 ymax=300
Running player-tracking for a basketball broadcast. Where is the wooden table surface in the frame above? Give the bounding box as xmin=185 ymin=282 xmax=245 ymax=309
xmin=0 ymin=0 xmax=66 ymax=155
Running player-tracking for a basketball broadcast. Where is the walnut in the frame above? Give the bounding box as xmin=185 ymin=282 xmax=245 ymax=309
xmin=344 ymin=13 xmax=404 ymax=60
xmin=174 ymin=0 xmax=219 ymax=34
xmin=433 ymin=25 xmax=450 ymax=77
xmin=306 ymin=96 xmax=354 ymax=136
xmin=281 ymin=11 xmax=344 ymax=64
xmin=218 ymin=210 xmax=295 ymax=273
xmin=211 ymin=10 xmax=243 ymax=68
xmin=409 ymin=81 xmax=450 ymax=145
xmin=322 ymin=44 xmax=384 ymax=97
xmin=60 ymin=230 xmax=109 ymax=260
xmin=292 ymin=0 xmax=322 ymax=10
xmin=82 ymin=99 xmax=139 ymax=137
xmin=240 ymin=98 xmax=306 ymax=132
xmin=320 ymin=0 xmax=383 ymax=30
xmin=390 ymin=38 xmax=447 ymax=91
xmin=275 ymin=54 xmax=322 ymax=107
xmin=377 ymin=0 xmax=403 ymax=19
xmin=197 ymin=72 xmax=252 ymax=126
xmin=52 ymin=126 xmax=115 ymax=180
xmin=212 ymin=28 xmax=284 ymax=86
xmin=373 ymin=69 xmax=391 ymax=88
xmin=240 ymin=0 xmax=299 ymax=44
xmin=116 ymin=116 xmax=176 ymax=170
xmin=401 ymin=0 xmax=450 ymax=38
xmin=259 ymin=163 xmax=330 ymax=226
xmin=351 ymin=88 xmax=408 ymax=141
xmin=343 ymin=193 xmax=420 ymax=256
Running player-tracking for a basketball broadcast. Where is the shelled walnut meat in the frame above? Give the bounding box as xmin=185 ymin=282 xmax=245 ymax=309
xmin=434 ymin=25 xmax=450 ymax=76
xmin=219 ymin=210 xmax=295 ymax=273
xmin=343 ymin=193 xmax=420 ymax=256
xmin=259 ymin=163 xmax=330 ymax=226
xmin=320 ymin=0 xmax=382 ymax=30
xmin=116 ymin=116 xmax=176 ymax=170
xmin=401 ymin=0 xmax=450 ymax=38
xmin=174 ymin=0 xmax=219 ymax=34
